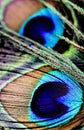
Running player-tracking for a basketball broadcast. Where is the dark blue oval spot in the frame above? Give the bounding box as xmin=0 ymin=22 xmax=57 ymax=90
xmin=23 ymin=16 xmax=55 ymax=45
xmin=31 ymin=82 xmax=68 ymax=118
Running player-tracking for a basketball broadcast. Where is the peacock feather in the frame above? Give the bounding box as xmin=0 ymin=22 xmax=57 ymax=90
xmin=0 ymin=0 xmax=84 ymax=130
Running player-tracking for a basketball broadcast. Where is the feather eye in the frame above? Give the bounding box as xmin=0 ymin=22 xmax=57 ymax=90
xmin=17 ymin=0 xmax=84 ymax=58
xmin=19 ymin=7 xmax=65 ymax=49
xmin=29 ymin=70 xmax=83 ymax=128
xmin=18 ymin=6 xmax=74 ymax=57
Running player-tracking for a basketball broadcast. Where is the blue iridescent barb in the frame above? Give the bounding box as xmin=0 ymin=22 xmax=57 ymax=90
xmin=29 ymin=70 xmax=83 ymax=128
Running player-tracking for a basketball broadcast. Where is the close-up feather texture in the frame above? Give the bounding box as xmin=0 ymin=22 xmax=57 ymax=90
xmin=0 ymin=0 xmax=84 ymax=130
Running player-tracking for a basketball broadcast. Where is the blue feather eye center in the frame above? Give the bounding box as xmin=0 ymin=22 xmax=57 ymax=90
xmin=31 ymin=82 xmax=68 ymax=118
xmin=19 ymin=8 xmax=65 ymax=48
xmin=23 ymin=16 xmax=55 ymax=44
